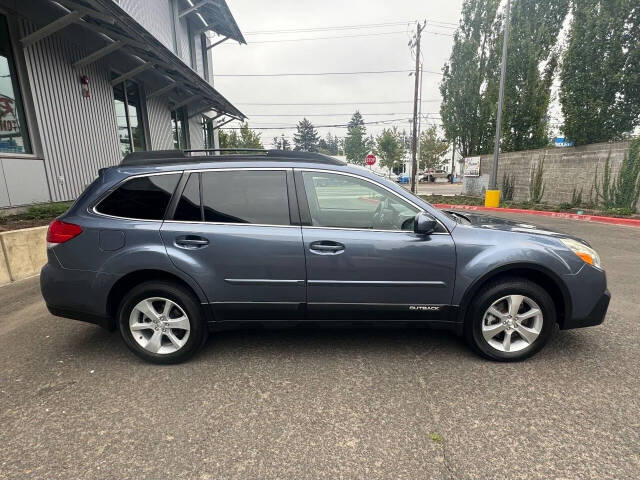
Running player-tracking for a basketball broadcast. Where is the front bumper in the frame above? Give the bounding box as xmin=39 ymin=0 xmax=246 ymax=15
xmin=561 ymin=289 xmax=610 ymax=330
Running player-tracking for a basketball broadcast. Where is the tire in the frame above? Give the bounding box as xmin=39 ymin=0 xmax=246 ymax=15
xmin=464 ymin=277 xmax=556 ymax=361
xmin=118 ymin=281 xmax=208 ymax=364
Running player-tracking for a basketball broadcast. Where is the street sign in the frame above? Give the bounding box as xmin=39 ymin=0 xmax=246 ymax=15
xmin=365 ymin=154 xmax=376 ymax=166
xmin=464 ymin=156 xmax=480 ymax=177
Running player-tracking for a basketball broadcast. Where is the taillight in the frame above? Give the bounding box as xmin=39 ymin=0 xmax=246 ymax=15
xmin=47 ymin=220 xmax=83 ymax=246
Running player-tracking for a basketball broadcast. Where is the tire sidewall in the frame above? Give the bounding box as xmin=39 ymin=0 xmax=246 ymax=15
xmin=467 ymin=280 xmax=556 ymax=361
xmin=118 ymin=281 xmax=206 ymax=364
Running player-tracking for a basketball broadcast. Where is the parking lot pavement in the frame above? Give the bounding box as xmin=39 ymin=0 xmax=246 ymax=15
xmin=1 ymin=213 xmax=638 ymax=480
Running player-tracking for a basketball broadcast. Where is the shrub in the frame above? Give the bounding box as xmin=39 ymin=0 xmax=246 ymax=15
xmin=529 ymin=157 xmax=545 ymax=203
xmin=501 ymin=172 xmax=515 ymax=202
xmin=594 ymin=139 xmax=640 ymax=213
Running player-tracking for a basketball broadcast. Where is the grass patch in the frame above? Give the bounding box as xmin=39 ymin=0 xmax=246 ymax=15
xmin=14 ymin=202 xmax=72 ymax=220
xmin=421 ymin=194 xmax=639 ymax=217
xmin=429 ymin=433 xmax=443 ymax=444
xmin=420 ymin=195 xmax=484 ymax=206
xmin=0 ymin=202 xmax=73 ymax=231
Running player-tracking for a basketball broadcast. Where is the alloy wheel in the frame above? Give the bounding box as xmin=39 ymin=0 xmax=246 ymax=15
xmin=481 ymin=294 xmax=543 ymax=353
xmin=129 ymin=297 xmax=191 ymax=354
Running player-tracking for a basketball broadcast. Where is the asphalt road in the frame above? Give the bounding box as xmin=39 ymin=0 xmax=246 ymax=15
xmin=1 ymin=213 xmax=638 ymax=480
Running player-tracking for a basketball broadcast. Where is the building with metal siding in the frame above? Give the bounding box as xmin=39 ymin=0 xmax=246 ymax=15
xmin=0 ymin=0 xmax=245 ymax=207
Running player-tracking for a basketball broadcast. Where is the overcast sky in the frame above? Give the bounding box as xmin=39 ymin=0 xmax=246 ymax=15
xmin=211 ymin=0 xmax=465 ymax=147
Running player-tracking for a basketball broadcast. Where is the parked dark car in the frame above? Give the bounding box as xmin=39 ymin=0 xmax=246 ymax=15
xmin=41 ymin=150 xmax=609 ymax=363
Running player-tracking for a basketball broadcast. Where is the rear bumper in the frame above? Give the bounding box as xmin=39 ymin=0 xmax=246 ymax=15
xmin=561 ymin=289 xmax=610 ymax=330
xmin=46 ymin=304 xmax=115 ymax=330
xmin=40 ymin=262 xmax=115 ymax=330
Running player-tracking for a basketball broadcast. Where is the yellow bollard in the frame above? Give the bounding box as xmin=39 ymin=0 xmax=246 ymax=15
xmin=484 ymin=189 xmax=500 ymax=207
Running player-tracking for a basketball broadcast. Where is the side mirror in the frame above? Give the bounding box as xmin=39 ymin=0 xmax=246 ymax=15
xmin=414 ymin=212 xmax=437 ymax=235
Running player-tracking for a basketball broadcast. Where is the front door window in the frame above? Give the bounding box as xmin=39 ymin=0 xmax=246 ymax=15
xmin=301 ymin=171 xmax=418 ymax=231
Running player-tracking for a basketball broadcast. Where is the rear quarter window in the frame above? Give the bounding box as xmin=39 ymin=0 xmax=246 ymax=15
xmin=96 ymin=173 xmax=181 ymax=220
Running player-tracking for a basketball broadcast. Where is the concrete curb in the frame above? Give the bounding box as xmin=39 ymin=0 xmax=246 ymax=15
xmin=0 ymin=225 xmax=47 ymax=285
xmin=434 ymin=204 xmax=640 ymax=228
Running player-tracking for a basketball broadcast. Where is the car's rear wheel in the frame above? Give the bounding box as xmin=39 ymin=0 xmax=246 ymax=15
xmin=465 ymin=277 xmax=556 ymax=361
xmin=118 ymin=281 xmax=207 ymax=364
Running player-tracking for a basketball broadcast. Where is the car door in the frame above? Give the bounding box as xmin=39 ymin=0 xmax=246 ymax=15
xmin=161 ymin=168 xmax=306 ymax=321
xmin=296 ymin=169 xmax=456 ymax=321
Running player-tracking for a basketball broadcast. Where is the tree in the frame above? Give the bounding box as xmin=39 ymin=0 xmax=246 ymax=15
xmin=293 ymin=118 xmax=319 ymax=152
xmin=496 ymin=0 xmax=570 ymax=152
xmin=272 ymin=134 xmax=291 ymax=151
xmin=344 ymin=111 xmax=370 ymax=165
xmin=375 ymin=128 xmax=405 ymax=173
xmin=318 ymin=133 xmax=340 ymax=155
xmin=440 ymin=0 xmax=501 ymax=158
xmin=219 ymin=123 xmax=263 ymax=149
xmin=419 ymin=126 xmax=449 ymax=171
xmin=560 ymin=0 xmax=640 ymax=145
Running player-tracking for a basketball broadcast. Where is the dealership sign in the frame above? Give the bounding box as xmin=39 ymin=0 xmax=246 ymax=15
xmin=554 ymin=137 xmax=574 ymax=148
xmin=0 ymin=95 xmax=20 ymax=138
xmin=464 ymin=156 xmax=481 ymax=177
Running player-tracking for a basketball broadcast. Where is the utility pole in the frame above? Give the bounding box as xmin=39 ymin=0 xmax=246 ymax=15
xmin=487 ymin=0 xmax=512 ymax=205
xmin=410 ymin=20 xmax=425 ymax=194
xmin=450 ymin=139 xmax=456 ymax=182
xmin=416 ymin=63 xmax=424 ymax=167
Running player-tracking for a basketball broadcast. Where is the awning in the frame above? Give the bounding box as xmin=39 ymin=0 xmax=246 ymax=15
xmin=10 ymin=0 xmax=246 ymax=120
xmin=178 ymin=0 xmax=246 ymax=45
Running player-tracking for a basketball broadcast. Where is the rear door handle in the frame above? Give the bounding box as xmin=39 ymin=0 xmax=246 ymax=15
xmin=175 ymin=235 xmax=209 ymax=249
xmin=309 ymin=241 xmax=345 ymax=254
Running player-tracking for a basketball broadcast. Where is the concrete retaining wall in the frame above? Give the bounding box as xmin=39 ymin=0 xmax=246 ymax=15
xmin=0 ymin=226 xmax=47 ymax=285
xmin=462 ymin=140 xmax=636 ymax=206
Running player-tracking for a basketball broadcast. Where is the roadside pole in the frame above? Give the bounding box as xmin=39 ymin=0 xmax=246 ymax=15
xmin=486 ymin=0 xmax=511 ymax=207
xmin=451 ymin=139 xmax=456 ymax=182
xmin=410 ymin=21 xmax=425 ymax=194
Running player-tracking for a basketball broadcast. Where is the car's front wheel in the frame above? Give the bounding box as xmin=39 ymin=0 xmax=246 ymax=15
xmin=118 ymin=281 xmax=207 ymax=364
xmin=465 ymin=277 xmax=556 ymax=361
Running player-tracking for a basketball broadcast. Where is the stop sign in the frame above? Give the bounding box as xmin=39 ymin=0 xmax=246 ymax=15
xmin=365 ymin=154 xmax=376 ymax=166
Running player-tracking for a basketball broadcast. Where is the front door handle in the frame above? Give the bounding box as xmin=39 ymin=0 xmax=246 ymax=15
xmin=309 ymin=241 xmax=345 ymax=254
xmin=175 ymin=235 xmax=209 ymax=249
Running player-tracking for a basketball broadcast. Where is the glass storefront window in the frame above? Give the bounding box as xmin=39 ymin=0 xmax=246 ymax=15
xmin=202 ymin=116 xmax=213 ymax=149
xmin=171 ymin=107 xmax=189 ymax=149
xmin=112 ymin=78 xmax=146 ymax=157
xmin=0 ymin=14 xmax=31 ymax=154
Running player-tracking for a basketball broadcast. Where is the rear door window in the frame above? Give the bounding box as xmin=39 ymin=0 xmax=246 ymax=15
xmin=200 ymin=170 xmax=291 ymax=225
xmin=96 ymin=173 xmax=180 ymax=220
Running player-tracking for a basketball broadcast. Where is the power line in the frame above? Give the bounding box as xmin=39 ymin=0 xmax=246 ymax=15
xmin=215 ymin=69 xmax=443 ymax=77
xmin=220 ymin=118 xmax=415 ymax=130
xmin=240 ymin=31 xmax=406 ymax=44
xmin=236 ymin=100 xmax=441 ymax=105
xmin=243 ymin=21 xmax=414 ymax=35
xmin=243 ymin=20 xmax=457 ymax=35
xmin=246 ymin=112 xmax=441 ymax=117
xmin=232 ymin=30 xmax=452 ymax=45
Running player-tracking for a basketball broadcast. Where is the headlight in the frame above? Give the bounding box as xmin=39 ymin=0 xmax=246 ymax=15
xmin=560 ymin=238 xmax=601 ymax=268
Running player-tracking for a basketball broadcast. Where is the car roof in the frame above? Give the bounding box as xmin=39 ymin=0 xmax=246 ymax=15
xmin=120 ymin=149 xmax=346 ymax=168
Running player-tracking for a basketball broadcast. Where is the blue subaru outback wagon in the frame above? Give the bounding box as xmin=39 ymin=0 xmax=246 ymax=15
xmin=41 ymin=150 xmax=609 ymax=363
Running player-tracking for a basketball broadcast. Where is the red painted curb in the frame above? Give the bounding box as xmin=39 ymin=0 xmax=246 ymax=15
xmin=433 ymin=203 xmax=640 ymax=228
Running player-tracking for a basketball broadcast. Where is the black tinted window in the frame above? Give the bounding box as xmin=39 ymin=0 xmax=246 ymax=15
xmin=96 ymin=174 xmax=180 ymax=220
xmin=201 ymin=171 xmax=290 ymax=225
xmin=174 ymin=173 xmax=201 ymax=221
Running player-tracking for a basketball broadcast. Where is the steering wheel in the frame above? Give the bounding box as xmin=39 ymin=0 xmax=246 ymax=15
xmin=372 ymin=197 xmax=391 ymax=228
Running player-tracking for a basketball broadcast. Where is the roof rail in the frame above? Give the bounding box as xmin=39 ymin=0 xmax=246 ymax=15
xmin=120 ymin=149 xmax=346 ymax=167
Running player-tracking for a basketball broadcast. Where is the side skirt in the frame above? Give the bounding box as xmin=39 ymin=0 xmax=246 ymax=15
xmin=209 ymin=302 xmax=459 ymax=323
